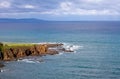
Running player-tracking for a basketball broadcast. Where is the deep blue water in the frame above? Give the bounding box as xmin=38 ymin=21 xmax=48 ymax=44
xmin=0 ymin=21 xmax=120 ymax=79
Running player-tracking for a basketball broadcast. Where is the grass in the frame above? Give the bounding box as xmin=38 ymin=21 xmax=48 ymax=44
xmin=0 ymin=46 xmax=3 ymax=52
xmin=2 ymin=42 xmax=35 ymax=49
xmin=4 ymin=43 xmax=35 ymax=46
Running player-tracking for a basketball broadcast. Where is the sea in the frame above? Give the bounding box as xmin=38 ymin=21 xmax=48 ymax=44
xmin=0 ymin=21 xmax=120 ymax=79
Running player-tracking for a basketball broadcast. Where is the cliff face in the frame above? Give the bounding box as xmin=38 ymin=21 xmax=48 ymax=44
xmin=0 ymin=43 xmax=68 ymax=61
xmin=0 ymin=43 xmax=4 ymax=60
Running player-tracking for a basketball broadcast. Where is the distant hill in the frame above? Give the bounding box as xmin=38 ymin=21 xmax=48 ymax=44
xmin=0 ymin=18 xmax=46 ymax=22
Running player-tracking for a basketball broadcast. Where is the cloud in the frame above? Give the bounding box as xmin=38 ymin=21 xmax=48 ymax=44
xmin=82 ymin=0 xmax=103 ymax=3
xmin=0 ymin=0 xmax=120 ymax=20
xmin=42 ymin=9 xmax=119 ymax=16
xmin=60 ymin=2 xmax=72 ymax=11
xmin=41 ymin=1 xmax=119 ymax=15
xmin=0 ymin=1 xmax=11 ymax=8
xmin=21 ymin=4 xmax=35 ymax=9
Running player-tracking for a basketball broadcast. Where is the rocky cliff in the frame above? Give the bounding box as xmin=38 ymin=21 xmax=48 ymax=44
xmin=0 ymin=43 xmax=72 ymax=61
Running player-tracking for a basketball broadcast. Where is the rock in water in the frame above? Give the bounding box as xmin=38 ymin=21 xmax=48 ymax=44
xmin=47 ymin=49 xmax=59 ymax=55
xmin=0 ymin=62 xmax=4 ymax=72
xmin=0 ymin=63 xmax=4 ymax=68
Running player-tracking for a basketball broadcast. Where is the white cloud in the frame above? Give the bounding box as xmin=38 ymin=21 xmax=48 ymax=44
xmin=21 ymin=4 xmax=35 ymax=9
xmin=41 ymin=9 xmax=119 ymax=15
xmin=60 ymin=2 xmax=72 ymax=11
xmin=82 ymin=0 xmax=103 ymax=3
xmin=73 ymin=9 xmax=119 ymax=15
xmin=0 ymin=1 xmax=11 ymax=8
xmin=0 ymin=0 xmax=120 ymax=19
xmin=40 ymin=1 xmax=120 ymax=15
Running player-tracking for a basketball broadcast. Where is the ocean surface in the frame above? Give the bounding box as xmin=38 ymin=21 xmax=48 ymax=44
xmin=0 ymin=21 xmax=120 ymax=79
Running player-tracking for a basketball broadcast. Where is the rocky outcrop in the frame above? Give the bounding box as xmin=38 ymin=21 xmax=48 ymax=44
xmin=0 ymin=43 xmax=72 ymax=61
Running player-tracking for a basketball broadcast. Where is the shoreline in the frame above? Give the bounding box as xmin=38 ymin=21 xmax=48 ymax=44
xmin=0 ymin=42 xmax=73 ymax=69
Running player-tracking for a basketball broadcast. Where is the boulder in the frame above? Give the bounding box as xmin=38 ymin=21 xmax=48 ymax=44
xmin=47 ymin=49 xmax=59 ymax=55
xmin=46 ymin=43 xmax=63 ymax=48
xmin=64 ymin=50 xmax=74 ymax=52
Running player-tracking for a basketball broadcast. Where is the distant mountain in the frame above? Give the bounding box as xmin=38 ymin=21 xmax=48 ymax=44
xmin=0 ymin=18 xmax=46 ymax=22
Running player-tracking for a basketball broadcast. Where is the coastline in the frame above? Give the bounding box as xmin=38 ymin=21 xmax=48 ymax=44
xmin=0 ymin=42 xmax=73 ymax=69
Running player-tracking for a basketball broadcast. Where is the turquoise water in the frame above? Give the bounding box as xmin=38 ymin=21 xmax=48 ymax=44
xmin=0 ymin=21 xmax=120 ymax=79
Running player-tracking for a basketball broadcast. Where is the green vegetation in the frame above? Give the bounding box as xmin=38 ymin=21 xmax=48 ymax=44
xmin=5 ymin=43 xmax=34 ymax=46
xmin=1 ymin=42 xmax=35 ymax=49
xmin=0 ymin=46 xmax=3 ymax=52
xmin=0 ymin=43 xmax=3 ymax=52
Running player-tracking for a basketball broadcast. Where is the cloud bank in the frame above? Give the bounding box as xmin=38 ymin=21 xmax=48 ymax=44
xmin=0 ymin=0 xmax=120 ymax=20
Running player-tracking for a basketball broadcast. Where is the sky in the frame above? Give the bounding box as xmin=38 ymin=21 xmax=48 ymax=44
xmin=0 ymin=0 xmax=120 ymax=21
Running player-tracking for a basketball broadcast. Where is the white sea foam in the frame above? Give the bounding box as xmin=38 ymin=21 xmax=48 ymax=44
xmin=0 ymin=69 xmax=4 ymax=72
xmin=0 ymin=69 xmax=9 ymax=72
xmin=17 ymin=59 xmax=41 ymax=63
xmin=63 ymin=43 xmax=83 ymax=51
xmin=5 ymin=42 xmax=83 ymax=51
xmin=57 ymin=53 xmax=63 ymax=55
xmin=34 ymin=42 xmax=83 ymax=52
xmin=16 ymin=42 xmax=82 ymax=63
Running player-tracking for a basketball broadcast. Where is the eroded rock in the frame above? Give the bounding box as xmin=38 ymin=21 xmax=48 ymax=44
xmin=0 ymin=43 xmax=73 ymax=61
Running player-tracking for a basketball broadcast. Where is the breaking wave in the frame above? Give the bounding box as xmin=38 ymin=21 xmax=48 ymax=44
xmin=3 ymin=42 xmax=83 ymax=52
xmin=63 ymin=43 xmax=83 ymax=51
xmin=33 ymin=42 xmax=83 ymax=51
xmin=17 ymin=58 xmax=43 ymax=64
xmin=0 ymin=68 xmax=9 ymax=73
